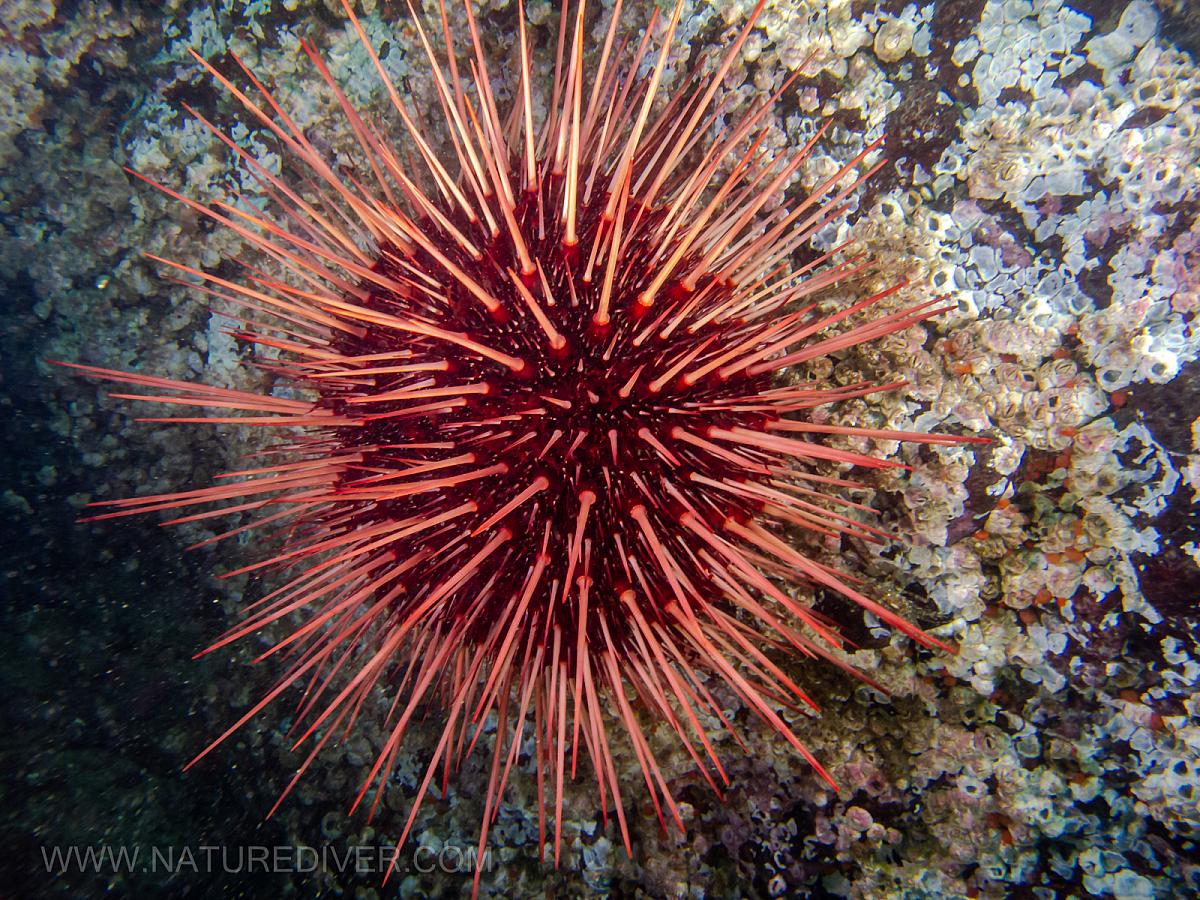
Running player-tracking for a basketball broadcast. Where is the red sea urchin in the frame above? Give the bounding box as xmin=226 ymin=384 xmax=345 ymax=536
xmin=61 ymin=0 xmax=984 ymax=887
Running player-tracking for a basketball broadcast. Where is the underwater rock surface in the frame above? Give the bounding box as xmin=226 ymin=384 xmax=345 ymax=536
xmin=1 ymin=0 xmax=1197 ymax=896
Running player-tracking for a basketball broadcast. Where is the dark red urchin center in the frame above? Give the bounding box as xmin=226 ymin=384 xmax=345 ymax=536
xmin=329 ymin=174 xmax=770 ymax=647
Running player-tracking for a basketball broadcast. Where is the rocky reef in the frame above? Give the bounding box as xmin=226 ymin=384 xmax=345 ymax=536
xmin=2 ymin=0 xmax=1197 ymax=896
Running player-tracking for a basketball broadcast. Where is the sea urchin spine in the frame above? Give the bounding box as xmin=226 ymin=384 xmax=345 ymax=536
xmin=61 ymin=0 xmax=985 ymax=888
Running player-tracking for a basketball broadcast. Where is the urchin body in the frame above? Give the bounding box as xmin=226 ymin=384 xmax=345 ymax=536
xmin=63 ymin=0 xmax=980 ymax=885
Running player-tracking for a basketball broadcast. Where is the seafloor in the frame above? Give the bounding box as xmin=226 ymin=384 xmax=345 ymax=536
xmin=1 ymin=0 xmax=1198 ymax=897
